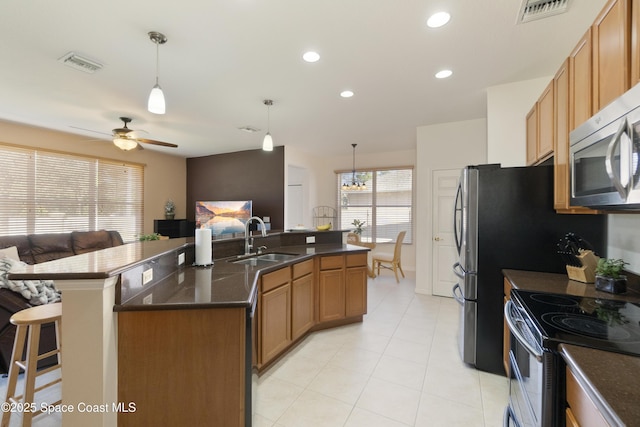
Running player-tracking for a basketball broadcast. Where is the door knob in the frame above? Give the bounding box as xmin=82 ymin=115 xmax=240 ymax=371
xmin=434 ymin=237 xmax=442 ymax=241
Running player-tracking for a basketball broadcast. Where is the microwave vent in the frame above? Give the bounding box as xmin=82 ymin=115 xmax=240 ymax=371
xmin=517 ymin=0 xmax=571 ymax=24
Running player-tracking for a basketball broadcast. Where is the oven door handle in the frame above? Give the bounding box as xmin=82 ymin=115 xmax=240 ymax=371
xmin=504 ymin=300 xmax=543 ymax=361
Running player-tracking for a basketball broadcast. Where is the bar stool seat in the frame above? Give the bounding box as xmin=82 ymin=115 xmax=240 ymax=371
xmin=1 ymin=303 xmax=62 ymax=427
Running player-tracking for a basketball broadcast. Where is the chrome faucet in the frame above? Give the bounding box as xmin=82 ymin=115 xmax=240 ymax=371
xmin=245 ymin=216 xmax=267 ymax=255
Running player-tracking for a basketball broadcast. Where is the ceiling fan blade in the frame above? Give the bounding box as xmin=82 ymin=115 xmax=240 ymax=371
xmin=70 ymin=125 xmax=112 ymax=137
xmin=136 ymin=138 xmax=178 ymax=148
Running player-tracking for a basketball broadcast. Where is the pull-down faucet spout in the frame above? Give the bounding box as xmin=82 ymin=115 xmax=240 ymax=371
xmin=245 ymin=216 xmax=267 ymax=255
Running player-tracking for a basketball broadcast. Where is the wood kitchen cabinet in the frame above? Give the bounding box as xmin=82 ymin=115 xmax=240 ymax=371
xmin=526 ymin=80 xmax=554 ymax=166
xmin=291 ymin=259 xmax=314 ymax=340
xmin=570 ymin=29 xmax=594 ymax=129
xmin=632 ymin=0 xmax=640 ymax=85
xmin=318 ymin=255 xmax=346 ymax=322
xmin=258 ymin=267 xmax=291 ymax=367
xmin=345 ymin=253 xmax=368 ymax=317
xmin=565 ymin=366 xmax=610 ymax=427
xmin=592 ymin=0 xmax=631 ymax=112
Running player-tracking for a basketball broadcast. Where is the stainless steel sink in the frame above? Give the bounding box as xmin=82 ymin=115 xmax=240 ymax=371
xmin=255 ymin=253 xmax=297 ymax=262
xmin=231 ymin=252 xmax=297 ymax=265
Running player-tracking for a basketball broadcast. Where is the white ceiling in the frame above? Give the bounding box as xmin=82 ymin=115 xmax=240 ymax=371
xmin=0 ymin=0 xmax=607 ymax=158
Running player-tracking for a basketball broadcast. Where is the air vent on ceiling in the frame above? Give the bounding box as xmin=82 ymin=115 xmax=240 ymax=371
xmin=517 ymin=0 xmax=571 ymax=24
xmin=58 ymin=52 xmax=103 ymax=74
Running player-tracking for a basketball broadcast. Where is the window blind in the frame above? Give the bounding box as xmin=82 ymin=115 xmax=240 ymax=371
xmin=337 ymin=167 xmax=413 ymax=244
xmin=0 ymin=144 xmax=143 ymax=242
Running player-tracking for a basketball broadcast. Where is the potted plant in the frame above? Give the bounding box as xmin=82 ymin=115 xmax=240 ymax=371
xmin=594 ymin=258 xmax=629 ymax=294
xmin=139 ymin=233 xmax=161 ymax=241
xmin=351 ymin=219 xmax=365 ymax=235
xmin=164 ymin=199 xmax=175 ymax=220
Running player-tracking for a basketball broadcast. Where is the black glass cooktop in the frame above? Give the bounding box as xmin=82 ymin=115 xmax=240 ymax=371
xmin=511 ymin=289 xmax=640 ymax=356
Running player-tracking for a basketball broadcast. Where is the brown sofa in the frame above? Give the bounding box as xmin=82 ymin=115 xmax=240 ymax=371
xmin=0 ymin=230 xmax=124 ymax=374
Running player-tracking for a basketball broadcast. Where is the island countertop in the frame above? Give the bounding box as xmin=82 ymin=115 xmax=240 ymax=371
xmin=115 ymin=242 xmax=369 ymax=311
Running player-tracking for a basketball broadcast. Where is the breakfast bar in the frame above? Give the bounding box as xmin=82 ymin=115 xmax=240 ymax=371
xmin=8 ymin=232 xmax=369 ymax=427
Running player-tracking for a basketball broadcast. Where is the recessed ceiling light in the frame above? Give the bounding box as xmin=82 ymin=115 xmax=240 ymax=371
xmin=340 ymin=90 xmax=354 ymax=98
xmin=303 ymin=51 xmax=320 ymax=63
xmin=427 ymin=11 xmax=451 ymax=28
xmin=435 ymin=69 xmax=453 ymax=79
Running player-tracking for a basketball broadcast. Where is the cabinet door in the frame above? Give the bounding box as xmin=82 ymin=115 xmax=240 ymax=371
xmin=526 ymin=106 xmax=538 ymax=166
xmin=318 ymin=269 xmax=345 ymax=322
xmin=260 ymin=284 xmax=291 ymax=365
xmin=291 ymin=273 xmax=314 ymax=340
xmin=593 ymin=0 xmax=630 ymax=111
xmin=632 ymin=0 xmax=640 ymax=85
xmin=570 ymin=29 xmax=593 ymax=129
xmin=537 ymin=80 xmax=554 ymax=161
xmin=345 ymin=267 xmax=367 ymax=317
xmin=554 ymin=59 xmax=571 ymax=211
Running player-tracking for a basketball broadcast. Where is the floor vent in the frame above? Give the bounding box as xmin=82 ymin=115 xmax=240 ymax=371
xmin=517 ymin=0 xmax=571 ymax=24
xmin=58 ymin=52 xmax=103 ymax=74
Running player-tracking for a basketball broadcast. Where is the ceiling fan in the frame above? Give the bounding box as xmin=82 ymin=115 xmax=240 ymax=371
xmin=111 ymin=117 xmax=178 ymax=151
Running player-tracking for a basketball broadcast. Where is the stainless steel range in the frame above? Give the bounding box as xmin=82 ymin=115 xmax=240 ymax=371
xmin=504 ymin=289 xmax=640 ymax=427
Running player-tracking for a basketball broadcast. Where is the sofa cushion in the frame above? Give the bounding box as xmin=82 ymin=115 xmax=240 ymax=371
xmin=0 ymin=236 xmax=34 ymax=264
xmin=28 ymin=233 xmax=75 ymax=263
xmin=72 ymin=230 xmax=114 ymax=255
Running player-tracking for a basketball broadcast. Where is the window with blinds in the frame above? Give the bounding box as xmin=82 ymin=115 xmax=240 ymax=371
xmin=337 ymin=167 xmax=413 ymax=244
xmin=0 ymin=144 xmax=143 ymax=242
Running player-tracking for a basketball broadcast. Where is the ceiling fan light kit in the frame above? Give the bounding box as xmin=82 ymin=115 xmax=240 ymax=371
xmin=111 ymin=117 xmax=178 ymax=150
xmin=147 ymin=31 xmax=167 ymax=115
xmin=262 ymin=99 xmax=274 ymax=151
xmin=113 ymin=137 xmax=138 ymax=151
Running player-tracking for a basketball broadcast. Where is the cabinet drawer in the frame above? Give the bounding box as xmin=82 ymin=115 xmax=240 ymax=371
xmin=346 ymin=253 xmax=367 ymax=267
xmin=293 ymin=259 xmax=313 ymax=279
xmin=262 ymin=267 xmax=291 ymax=293
xmin=320 ymin=255 xmax=344 ymax=270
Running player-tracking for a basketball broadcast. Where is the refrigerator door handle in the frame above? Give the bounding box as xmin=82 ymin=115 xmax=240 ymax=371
xmin=452 ymin=283 xmax=464 ymax=304
xmin=452 ymin=261 xmax=465 ymax=280
xmin=453 ymin=182 xmax=463 ymax=254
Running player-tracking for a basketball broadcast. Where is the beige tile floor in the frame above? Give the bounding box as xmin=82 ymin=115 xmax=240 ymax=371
xmin=254 ymin=274 xmax=509 ymax=427
xmin=0 ymin=274 xmax=508 ymax=427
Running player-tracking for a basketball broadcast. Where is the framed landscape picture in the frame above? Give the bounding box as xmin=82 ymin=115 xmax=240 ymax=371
xmin=195 ymin=200 xmax=252 ymax=236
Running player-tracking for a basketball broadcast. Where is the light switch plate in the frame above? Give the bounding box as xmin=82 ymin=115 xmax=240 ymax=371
xmin=178 ymin=252 xmax=185 ymax=265
xmin=306 ymin=236 xmax=316 ymax=244
xmin=142 ymin=268 xmax=153 ymax=285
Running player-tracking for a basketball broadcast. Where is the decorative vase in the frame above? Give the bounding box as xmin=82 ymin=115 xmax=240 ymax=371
xmin=594 ymin=275 xmax=627 ymax=294
xmin=165 ymin=212 xmax=175 ymax=220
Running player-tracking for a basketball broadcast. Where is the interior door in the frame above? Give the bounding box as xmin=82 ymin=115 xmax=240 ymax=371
xmin=432 ymin=169 xmax=460 ymax=297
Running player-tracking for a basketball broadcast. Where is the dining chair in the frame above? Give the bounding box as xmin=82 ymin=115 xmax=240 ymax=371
xmin=372 ymin=231 xmax=406 ymax=283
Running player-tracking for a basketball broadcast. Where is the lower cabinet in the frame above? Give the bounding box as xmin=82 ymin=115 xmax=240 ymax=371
xmin=346 ymin=253 xmax=368 ymax=317
xmin=260 ymin=282 xmax=291 ymax=364
xmin=565 ymin=366 xmax=610 ymax=427
xmin=318 ymin=253 xmax=368 ymax=321
xmin=291 ymin=259 xmax=314 ymax=340
xmin=318 ymin=268 xmax=345 ymax=322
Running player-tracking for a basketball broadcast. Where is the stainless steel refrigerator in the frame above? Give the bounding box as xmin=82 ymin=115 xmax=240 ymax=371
xmin=452 ymin=164 xmax=606 ymax=375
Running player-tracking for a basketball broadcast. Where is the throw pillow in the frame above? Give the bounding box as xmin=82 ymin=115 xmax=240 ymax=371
xmin=0 ymin=246 xmax=20 ymax=262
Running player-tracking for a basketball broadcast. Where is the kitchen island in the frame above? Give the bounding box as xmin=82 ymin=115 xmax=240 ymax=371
xmin=8 ymin=232 xmax=369 ymax=427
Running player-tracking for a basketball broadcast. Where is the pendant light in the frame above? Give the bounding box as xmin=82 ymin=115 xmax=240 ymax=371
xmin=342 ymin=144 xmax=366 ymax=190
xmin=148 ymin=31 xmax=167 ymax=115
xmin=263 ymin=99 xmax=274 ymax=151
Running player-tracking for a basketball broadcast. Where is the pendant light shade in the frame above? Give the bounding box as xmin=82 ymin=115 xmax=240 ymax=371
xmin=148 ymin=32 xmax=167 ymax=115
xmin=263 ymin=99 xmax=274 ymax=151
xmin=263 ymin=132 xmax=273 ymax=151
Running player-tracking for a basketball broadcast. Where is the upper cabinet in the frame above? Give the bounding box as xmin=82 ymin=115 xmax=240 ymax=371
xmin=526 ymin=80 xmax=554 ymax=166
xmin=570 ymin=29 xmax=594 ymax=130
xmin=593 ymin=0 xmax=631 ymax=112
xmin=632 ymin=0 xmax=640 ymax=84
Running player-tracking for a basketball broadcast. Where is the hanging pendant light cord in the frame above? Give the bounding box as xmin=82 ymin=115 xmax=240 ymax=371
xmin=155 ymin=41 xmax=160 ymax=85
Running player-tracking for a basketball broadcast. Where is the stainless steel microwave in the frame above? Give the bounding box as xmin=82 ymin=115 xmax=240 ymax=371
xmin=570 ymin=83 xmax=640 ymax=210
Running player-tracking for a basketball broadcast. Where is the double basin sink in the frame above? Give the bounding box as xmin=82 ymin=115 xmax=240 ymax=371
xmin=230 ymin=252 xmax=298 ymax=267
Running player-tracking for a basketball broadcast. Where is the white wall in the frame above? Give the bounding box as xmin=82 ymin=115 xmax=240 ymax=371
xmin=415 ymin=118 xmax=488 ymax=295
xmin=487 ymin=76 xmax=552 ymax=167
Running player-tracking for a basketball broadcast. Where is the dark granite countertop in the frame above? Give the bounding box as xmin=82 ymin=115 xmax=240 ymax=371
xmin=114 ymin=243 xmax=369 ymax=311
xmin=504 ymin=269 xmax=640 ymax=426
xmin=560 ymin=344 xmax=640 ymax=426
xmin=503 ymin=269 xmax=640 ymax=304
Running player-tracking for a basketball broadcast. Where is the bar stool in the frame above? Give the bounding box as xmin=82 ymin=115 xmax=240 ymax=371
xmin=1 ymin=303 xmax=62 ymax=427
